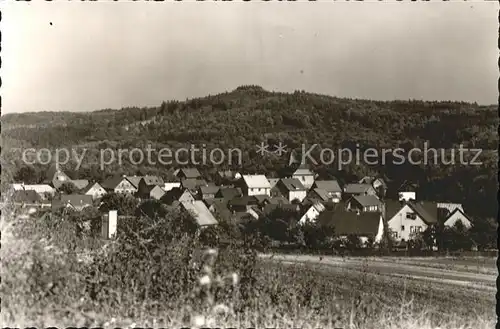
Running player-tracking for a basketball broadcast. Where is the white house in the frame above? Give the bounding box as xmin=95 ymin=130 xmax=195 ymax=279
xmin=82 ymin=182 xmax=107 ymax=200
xmin=292 ymin=167 xmax=316 ymax=190
xmin=17 ymin=184 xmax=56 ymax=200
xmin=443 ymin=208 xmax=472 ymax=229
xmin=397 ymin=181 xmax=418 ymax=201
xmin=385 ymin=201 xmax=437 ymax=242
xmin=299 ymin=202 xmax=326 ymax=225
xmin=164 ymin=182 xmax=181 ymax=192
xmin=241 ymin=175 xmax=271 ymax=196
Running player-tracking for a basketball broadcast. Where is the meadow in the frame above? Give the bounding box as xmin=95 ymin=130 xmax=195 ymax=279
xmin=1 ymin=206 xmax=495 ymax=329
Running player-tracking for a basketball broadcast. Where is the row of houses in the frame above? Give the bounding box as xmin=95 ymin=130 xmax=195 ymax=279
xmin=9 ymin=165 xmax=472 ymax=244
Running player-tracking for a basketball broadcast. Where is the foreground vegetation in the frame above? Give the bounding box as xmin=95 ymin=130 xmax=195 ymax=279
xmin=1 ymin=203 xmax=494 ymax=329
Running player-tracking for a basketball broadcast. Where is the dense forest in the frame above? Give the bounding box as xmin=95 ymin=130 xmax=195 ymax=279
xmin=1 ymin=85 xmax=497 ymax=220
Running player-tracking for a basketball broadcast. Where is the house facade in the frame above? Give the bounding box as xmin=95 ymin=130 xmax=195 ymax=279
xmin=83 ymin=182 xmax=107 ymax=200
xmin=298 ymin=202 xmax=326 ymax=225
xmin=312 ymin=180 xmax=342 ymax=202
xmin=443 ymin=208 xmax=472 ymax=229
xmin=386 ymin=202 xmax=437 ymax=241
xmin=276 ymin=178 xmax=307 ymax=203
xmin=241 ymin=175 xmax=271 ymax=196
xmin=346 ymin=195 xmax=382 ymax=213
xmin=292 ymin=167 xmax=316 ymax=190
xmin=102 ymin=176 xmax=138 ymax=194
xmin=343 ymin=184 xmax=377 ymax=198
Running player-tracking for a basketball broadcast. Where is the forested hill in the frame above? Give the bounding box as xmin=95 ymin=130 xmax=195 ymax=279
xmin=1 ymin=85 xmax=498 ymax=219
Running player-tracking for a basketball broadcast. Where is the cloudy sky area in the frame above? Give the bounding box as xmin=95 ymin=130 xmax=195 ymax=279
xmin=2 ymin=2 xmax=497 ymax=114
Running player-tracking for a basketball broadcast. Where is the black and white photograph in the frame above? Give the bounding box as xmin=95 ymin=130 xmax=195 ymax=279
xmin=1 ymin=1 xmax=497 ymax=328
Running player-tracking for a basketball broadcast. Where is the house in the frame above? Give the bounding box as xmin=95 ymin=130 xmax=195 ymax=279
xmin=240 ymin=175 xmax=271 ymax=196
xmin=397 ymin=181 xmax=418 ymax=201
xmin=299 ymin=202 xmax=326 ymax=225
xmin=18 ymin=184 xmax=56 ymax=200
xmin=101 ymin=176 xmax=138 ymax=194
xmin=275 ymin=178 xmax=307 ymax=203
xmin=181 ymin=179 xmax=208 ymax=195
xmin=149 ymin=185 xmax=166 ymax=200
xmin=318 ymin=210 xmax=384 ymax=245
xmin=306 ymin=188 xmax=331 ymax=203
xmin=343 ymin=184 xmax=376 ymax=198
xmin=175 ymin=168 xmax=202 ymax=180
xmin=199 ymin=185 xmax=220 ymax=200
xmin=45 ymin=166 xmax=72 ymax=189
xmin=161 ymin=188 xmax=195 ymax=205
xmin=346 ymin=195 xmax=382 ymax=213
xmin=292 ymin=166 xmax=316 ymax=190
xmin=214 ymin=170 xmax=242 ymax=185
xmin=311 ymin=180 xmax=342 ymax=202
xmin=228 ymin=196 xmax=259 ymax=213
xmin=359 ymin=176 xmax=387 ymax=197
xmin=137 ymin=175 xmax=165 ymax=198
xmin=71 ymin=179 xmax=90 ymax=190
xmin=215 ymin=187 xmax=243 ymax=200
xmin=437 ymin=202 xmax=464 ymax=214
xmin=125 ymin=176 xmax=144 ymax=190
xmin=180 ymin=200 xmax=218 ymax=226
xmin=209 ymin=200 xmax=233 ymax=223
xmin=60 ymin=194 xmax=94 ymax=211
xmin=82 ymin=182 xmax=107 ymax=200
xmin=385 ymin=200 xmax=437 ymax=242
xmin=441 ymin=207 xmax=472 ymax=229
xmin=263 ymin=203 xmax=301 ymax=218
xmin=12 ymin=190 xmax=42 ymax=208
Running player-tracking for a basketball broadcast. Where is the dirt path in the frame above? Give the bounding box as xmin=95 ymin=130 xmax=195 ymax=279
xmin=259 ymin=254 xmax=497 ymax=293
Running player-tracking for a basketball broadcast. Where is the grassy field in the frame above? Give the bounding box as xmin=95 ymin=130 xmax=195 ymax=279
xmin=1 ymin=208 xmax=495 ymax=329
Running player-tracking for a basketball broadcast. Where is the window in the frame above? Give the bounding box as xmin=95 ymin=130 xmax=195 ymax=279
xmin=416 ymin=226 xmax=422 ymax=233
xmin=406 ymin=212 xmax=416 ymax=220
xmin=392 ymin=232 xmax=398 ymax=239
xmin=401 ymin=225 xmax=405 ymax=231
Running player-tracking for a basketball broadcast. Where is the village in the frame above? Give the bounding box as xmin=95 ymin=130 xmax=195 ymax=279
xmin=9 ymin=161 xmax=474 ymax=250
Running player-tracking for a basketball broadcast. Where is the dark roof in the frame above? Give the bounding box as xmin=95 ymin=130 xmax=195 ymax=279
xmin=383 ymin=200 xmax=405 ymax=221
xmin=229 ymin=196 xmax=258 ymax=207
xmin=72 ymin=179 xmax=90 ymax=190
xmin=279 ymin=178 xmax=307 ymax=191
xmin=268 ymin=196 xmax=290 ymax=205
xmin=178 ymin=168 xmax=201 ymax=179
xmin=409 ymin=201 xmax=437 ymax=225
xmin=204 ymin=198 xmax=228 ymax=207
xmin=125 ymin=176 xmax=144 ymax=189
xmin=398 ymin=180 xmax=418 ymax=192
xmin=309 ymin=188 xmax=331 ymax=202
xmin=200 ymin=185 xmax=220 ymax=195
xmin=351 ymin=195 xmax=381 ymax=207
xmin=101 ymin=176 xmax=131 ymax=190
xmin=344 ymin=183 xmax=373 ymax=194
xmin=61 ymin=194 xmax=93 ymax=207
xmin=216 ymin=187 xmax=242 ymax=199
xmin=210 ymin=202 xmax=233 ymax=222
xmin=141 ymin=175 xmax=164 ymax=186
xmin=318 ymin=210 xmax=381 ymax=236
xmin=263 ymin=203 xmax=300 ymax=215
xmin=254 ymin=194 xmax=272 ymax=204
xmin=292 ymin=167 xmax=314 ymax=176
xmin=314 ymin=180 xmax=342 ymax=193
xmin=181 ymin=179 xmax=207 ymax=191
xmin=12 ymin=190 xmax=41 ymax=203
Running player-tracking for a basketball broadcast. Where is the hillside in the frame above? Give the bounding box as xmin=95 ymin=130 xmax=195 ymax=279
xmin=1 ymin=85 xmax=498 ymax=219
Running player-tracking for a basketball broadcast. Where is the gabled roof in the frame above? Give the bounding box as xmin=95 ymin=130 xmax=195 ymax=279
xmin=254 ymin=194 xmax=271 ymax=205
xmin=46 ymin=164 xmax=70 ymax=181
xmin=181 ymin=179 xmax=207 ymax=191
xmin=82 ymin=182 xmax=105 ymax=194
xmin=71 ymin=179 xmax=90 ymax=190
xmin=12 ymin=190 xmax=41 ymax=203
xmin=200 ymin=185 xmax=220 ymax=195
xmin=61 ymin=194 xmax=93 ymax=207
xmin=141 ymin=175 xmax=165 ymax=186
xmin=242 ymin=175 xmax=271 ymax=189
xmin=101 ymin=176 xmax=133 ymax=190
xmin=267 ymin=178 xmax=280 ymax=189
xmin=177 ymin=168 xmax=201 ymax=179
xmin=344 ymin=183 xmax=373 ymax=194
xmin=125 ymin=176 xmax=144 ymax=189
xmin=383 ymin=200 xmax=405 ymax=221
xmin=216 ymin=187 xmax=242 ymax=199
xmin=351 ymin=195 xmax=381 ymax=207
xmin=444 ymin=208 xmax=473 ymax=226
xmin=293 ymin=167 xmax=314 ymax=176
xmin=409 ymin=201 xmax=437 ymax=225
xmin=268 ymin=196 xmax=290 ymax=205
xmin=309 ymin=188 xmax=331 ymax=202
xmin=181 ymin=200 xmax=218 ymax=226
xmin=149 ymin=185 xmax=166 ymax=196
xmin=210 ymin=201 xmax=233 ymax=222
xmin=318 ymin=210 xmax=381 ymax=236
xmin=314 ymin=180 xmax=342 ymax=193
xmin=279 ymin=178 xmax=307 ymax=191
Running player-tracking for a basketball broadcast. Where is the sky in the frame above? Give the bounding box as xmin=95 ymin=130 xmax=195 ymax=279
xmin=1 ymin=1 xmax=498 ymax=115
